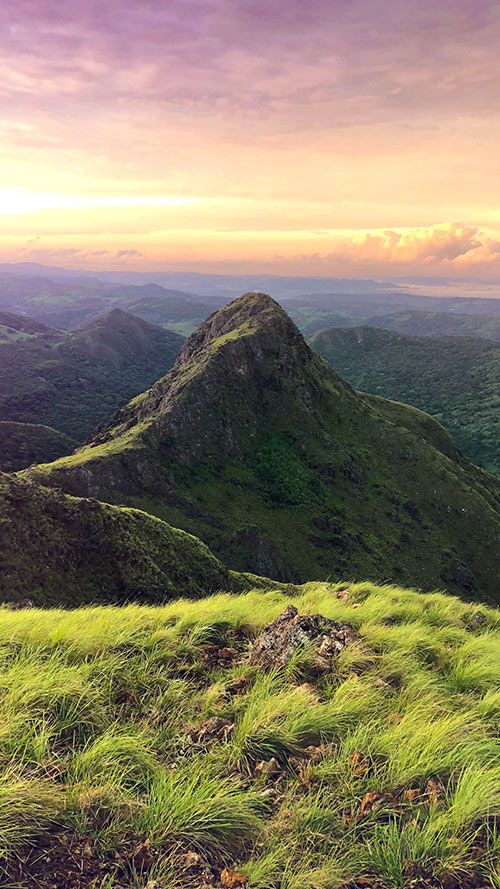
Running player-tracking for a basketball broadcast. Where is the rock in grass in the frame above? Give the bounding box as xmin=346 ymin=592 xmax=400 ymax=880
xmin=131 ymin=838 xmax=154 ymax=872
xmin=191 ymin=716 xmax=234 ymax=743
xmin=220 ymin=868 xmax=249 ymax=888
xmin=249 ymin=604 xmax=357 ymax=669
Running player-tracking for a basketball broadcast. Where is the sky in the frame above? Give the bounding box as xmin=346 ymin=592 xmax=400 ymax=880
xmin=0 ymin=0 xmax=499 ymax=277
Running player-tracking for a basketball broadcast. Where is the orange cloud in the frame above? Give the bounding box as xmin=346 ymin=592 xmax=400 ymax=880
xmin=338 ymin=223 xmax=500 ymax=267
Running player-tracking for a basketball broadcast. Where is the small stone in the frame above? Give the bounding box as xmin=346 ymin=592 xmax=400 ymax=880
xmin=220 ymin=868 xmax=248 ymax=888
xmin=348 ymin=750 xmax=371 ymax=776
xmin=193 ymin=717 xmax=233 ymax=742
xmin=227 ymin=674 xmax=248 ymax=694
xmin=466 ymin=610 xmax=487 ymax=632
xmin=131 ymin=838 xmax=154 ymax=872
xmin=359 ymin=790 xmax=384 ymax=817
xmin=304 ymin=745 xmax=325 ymax=762
xmin=254 ymin=757 xmax=281 ymax=779
xmin=425 ymin=776 xmax=445 ymax=807
xmin=184 ymin=851 xmax=202 ymax=868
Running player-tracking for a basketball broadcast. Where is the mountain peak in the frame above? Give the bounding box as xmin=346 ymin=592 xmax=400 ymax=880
xmin=90 ymin=291 xmax=322 ymax=457
xmin=82 ymin=306 xmax=152 ymax=330
xmin=174 ymin=291 xmax=301 ymax=369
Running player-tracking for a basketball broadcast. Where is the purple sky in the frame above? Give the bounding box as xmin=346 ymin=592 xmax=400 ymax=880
xmin=0 ymin=0 xmax=499 ymax=274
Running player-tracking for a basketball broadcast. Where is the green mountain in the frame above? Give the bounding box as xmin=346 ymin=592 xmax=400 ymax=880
xmin=0 ymin=471 xmax=252 ymax=606
xmin=26 ymin=292 xmax=500 ymax=601
xmin=0 ymin=308 xmax=183 ymax=441
xmin=0 ymin=422 xmax=77 ymax=471
xmin=364 ymin=309 xmax=500 ymax=341
xmin=309 ymin=325 xmax=500 ymax=477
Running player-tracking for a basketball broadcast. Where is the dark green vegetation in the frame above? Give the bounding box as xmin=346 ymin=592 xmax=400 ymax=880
xmin=309 ymin=325 xmax=500 ymax=476
xmin=0 ymin=422 xmax=77 ymax=471
xmin=362 ymin=310 xmax=500 ymax=341
xmin=0 ymin=471 xmax=248 ymax=606
xmin=2 ymin=584 xmax=500 ymax=889
xmin=0 ymin=273 xmax=210 ymax=331
xmin=0 ymin=308 xmax=183 ymax=441
xmin=27 ymin=292 xmax=500 ymax=600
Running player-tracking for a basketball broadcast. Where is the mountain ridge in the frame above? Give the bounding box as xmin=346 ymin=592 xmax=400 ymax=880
xmin=0 ymin=471 xmax=257 ymax=606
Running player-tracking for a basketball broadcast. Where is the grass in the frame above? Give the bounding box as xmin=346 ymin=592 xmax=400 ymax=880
xmin=2 ymin=580 xmax=500 ymax=887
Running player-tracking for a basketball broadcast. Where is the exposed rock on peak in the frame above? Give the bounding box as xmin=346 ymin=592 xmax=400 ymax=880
xmin=174 ymin=291 xmax=305 ymax=369
xmin=249 ymin=605 xmax=357 ymax=669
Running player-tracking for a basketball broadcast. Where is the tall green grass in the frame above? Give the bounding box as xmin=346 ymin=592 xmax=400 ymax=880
xmin=1 ymin=581 xmax=500 ymax=886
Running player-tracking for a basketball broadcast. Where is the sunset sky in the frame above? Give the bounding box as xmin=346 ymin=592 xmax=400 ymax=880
xmin=1 ymin=0 xmax=500 ymax=277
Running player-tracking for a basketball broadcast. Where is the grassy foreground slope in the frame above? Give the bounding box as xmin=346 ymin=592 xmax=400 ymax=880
xmin=2 ymin=583 xmax=500 ymax=888
xmin=27 ymin=293 xmax=500 ymax=600
xmin=0 ymin=472 xmax=246 ymax=606
xmin=309 ymin=326 xmax=500 ymax=476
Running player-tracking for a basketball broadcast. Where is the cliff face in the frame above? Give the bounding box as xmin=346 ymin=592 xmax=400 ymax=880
xmin=26 ymin=293 xmax=500 ymax=600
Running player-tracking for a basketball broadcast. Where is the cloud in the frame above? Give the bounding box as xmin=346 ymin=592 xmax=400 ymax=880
xmin=116 ymin=248 xmax=142 ymax=258
xmin=283 ymin=223 xmax=500 ymax=274
xmin=341 ymin=223 xmax=484 ymax=264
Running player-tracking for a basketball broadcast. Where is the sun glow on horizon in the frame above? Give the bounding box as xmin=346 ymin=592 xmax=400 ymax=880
xmin=0 ymin=190 xmax=200 ymax=215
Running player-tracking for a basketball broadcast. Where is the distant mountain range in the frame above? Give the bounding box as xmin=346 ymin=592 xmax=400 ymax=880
xmin=0 ymin=274 xmax=211 ymax=332
xmin=26 ymin=292 xmax=500 ymax=601
xmin=2 ymin=262 xmax=500 ymax=337
xmin=361 ymin=309 xmax=500 ymax=341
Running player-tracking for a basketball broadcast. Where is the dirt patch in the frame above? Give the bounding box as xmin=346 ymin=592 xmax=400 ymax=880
xmin=2 ymin=833 xmax=132 ymax=889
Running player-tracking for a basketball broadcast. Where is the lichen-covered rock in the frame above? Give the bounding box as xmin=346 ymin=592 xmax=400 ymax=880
xmin=249 ymin=604 xmax=357 ymax=669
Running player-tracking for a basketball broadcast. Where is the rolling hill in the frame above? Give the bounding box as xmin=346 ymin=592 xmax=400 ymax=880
xmin=0 ymin=308 xmax=184 ymax=441
xmin=309 ymin=325 xmax=500 ymax=477
xmin=26 ymin=292 xmax=500 ymax=600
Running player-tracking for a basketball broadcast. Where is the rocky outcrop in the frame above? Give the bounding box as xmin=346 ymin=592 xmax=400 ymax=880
xmin=249 ymin=605 xmax=357 ymax=669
